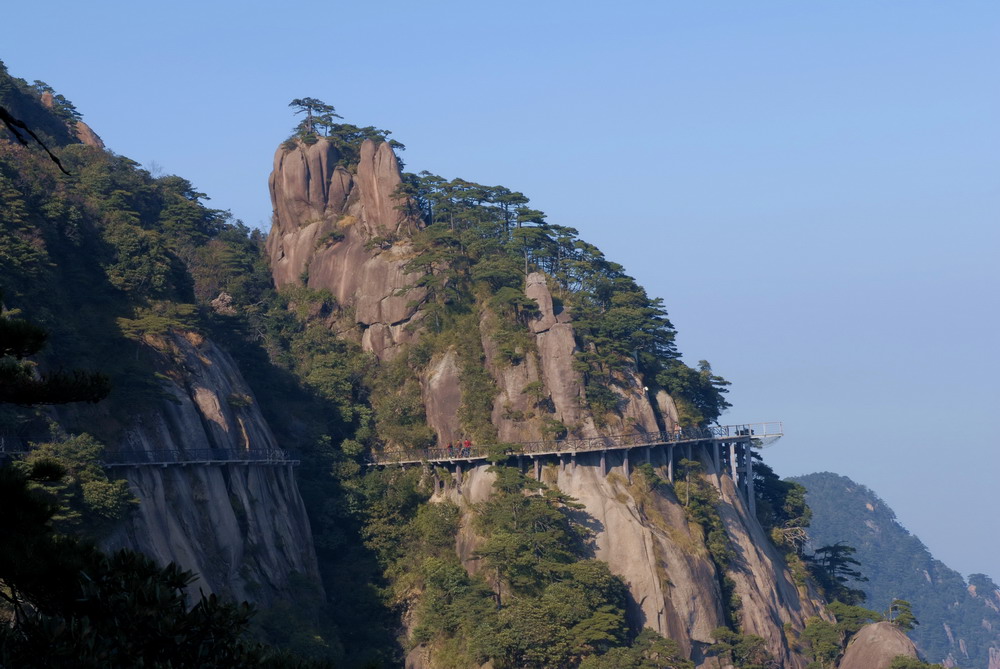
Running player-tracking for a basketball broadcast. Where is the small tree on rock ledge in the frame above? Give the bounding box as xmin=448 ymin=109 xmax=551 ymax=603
xmin=288 ymin=97 xmax=342 ymax=137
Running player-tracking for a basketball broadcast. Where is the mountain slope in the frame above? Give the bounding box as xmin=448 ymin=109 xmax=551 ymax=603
xmin=792 ymin=472 xmax=1000 ymax=668
xmin=0 ymin=66 xmax=363 ymax=661
xmin=266 ymin=131 xmax=829 ymax=667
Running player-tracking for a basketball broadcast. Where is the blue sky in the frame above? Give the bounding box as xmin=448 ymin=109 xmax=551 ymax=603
xmin=5 ymin=1 xmax=998 ymax=581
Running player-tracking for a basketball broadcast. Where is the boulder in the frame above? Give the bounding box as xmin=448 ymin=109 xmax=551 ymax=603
xmin=838 ymin=621 xmax=919 ymax=669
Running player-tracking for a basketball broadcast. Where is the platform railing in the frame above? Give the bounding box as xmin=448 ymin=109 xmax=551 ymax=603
xmin=100 ymin=448 xmax=299 ymax=467
xmin=370 ymin=422 xmax=783 ymax=466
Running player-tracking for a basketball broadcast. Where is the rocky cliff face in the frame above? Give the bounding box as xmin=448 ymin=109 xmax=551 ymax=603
xmin=267 ymin=138 xmax=425 ymax=360
xmin=101 ymin=331 xmax=321 ymax=606
xmin=438 ymin=447 xmax=825 ymax=668
xmin=39 ymin=90 xmax=104 ymax=148
xmin=268 ymin=138 xmax=823 ymax=666
xmin=267 ymin=139 xmax=675 ymax=444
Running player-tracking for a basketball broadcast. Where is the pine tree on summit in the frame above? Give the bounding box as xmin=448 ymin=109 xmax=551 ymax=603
xmin=288 ymin=97 xmax=341 ymax=136
xmin=0 ymin=291 xmax=110 ymax=405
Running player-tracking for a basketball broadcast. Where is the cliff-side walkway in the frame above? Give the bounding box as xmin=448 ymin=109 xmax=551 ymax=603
xmin=369 ymin=422 xmax=783 ymax=466
xmin=100 ymin=448 xmax=300 ymax=468
xmin=0 ymin=447 xmax=299 ymax=468
xmin=369 ymin=422 xmax=782 ymax=516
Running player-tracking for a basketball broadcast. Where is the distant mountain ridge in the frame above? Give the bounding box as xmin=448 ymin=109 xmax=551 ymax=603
xmin=791 ymin=472 xmax=1000 ymax=669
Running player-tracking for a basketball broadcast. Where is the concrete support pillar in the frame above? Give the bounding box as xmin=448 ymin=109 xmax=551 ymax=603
xmin=745 ymin=442 xmax=755 ymax=516
xmin=456 ymin=462 xmax=463 ymax=494
xmin=686 ymin=444 xmax=692 ymax=461
xmin=729 ymin=442 xmax=738 ymax=482
xmin=645 ymin=446 xmax=651 ymax=465
xmin=600 ymin=451 xmax=607 ymax=477
xmin=533 ymin=457 xmax=541 ymax=481
xmin=517 ymin=454 xmax=524 ymax=474
xmin=712 ymin=442 xmax=722 ymax=488
xmin=667 ymin=445 xmax=674 ymax=483
xmin=559 ymin=454 xmax=565 ymax=472
xmin=623 ymin=449 xmax=631 ymax=481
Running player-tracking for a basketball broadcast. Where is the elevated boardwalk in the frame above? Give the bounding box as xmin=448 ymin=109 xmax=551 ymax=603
xmin=369 ymin=422 xmax=783 ymax=466
xmin=101 ymin=448 xmax=300 ymax=468
xmin=370 ymin=422 xmax=783 ymax=516
xmin=0 ymin=448 xmax=300 ymax=469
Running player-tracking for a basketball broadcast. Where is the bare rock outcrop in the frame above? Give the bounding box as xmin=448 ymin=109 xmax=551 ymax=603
xmin=838 ymin=621 xmax=919 ymax=669
xmin=74 ymin=120 xmax=104 ymax=148
xmin=101 ymin=332 xmax=321 ymax=606
xmin=475 ymin=273 xmax=663 ymax=445
xmin=267 ymin=138 xmax=424 ymax=359
xmin=422 ymin=349 xmax=463 ymax=445
xmin=267 ymin=140 xmax=673 ymax=442
xmin=436 ymin=446 xmax=822 ymax=668
xmin=38 ymin=90 xmax=105 ymax=148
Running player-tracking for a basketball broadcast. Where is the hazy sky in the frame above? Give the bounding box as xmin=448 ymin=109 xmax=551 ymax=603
xmin=5 ymin=1 xmax=998 ymax=582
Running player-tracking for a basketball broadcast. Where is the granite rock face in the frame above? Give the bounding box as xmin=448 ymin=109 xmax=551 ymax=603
xmin=267 ymin=138 xmax=424 ymax=360
xmin=267 ymin=139 xmax=674 ymax=444
xmin=38 ymin=90 xmax=105 ymax=148
xmin=101 ymin=332 xmax=321 ymax=606
xmin=838 ymin=621 xmax=919 ymax=669
xmin=479 ymin=272 xmax=665 ymax=444
xmin=436 ymin=445 xmax=826 ymax=668
xmin=73 ymin=120 xmax=104 ymax=149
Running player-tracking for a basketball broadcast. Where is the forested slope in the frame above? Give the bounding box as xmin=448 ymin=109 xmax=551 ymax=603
xmin=260 ymin=112 xmax=836 ymax=668
xmin=792 ymin=472 xmax=1000 ymax=669
xmin=0 ymin=62 xmax=383 ymax=663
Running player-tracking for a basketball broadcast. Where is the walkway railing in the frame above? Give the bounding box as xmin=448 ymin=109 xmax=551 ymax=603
xmin=101 ymin=448 xmax=299 ymax=467
xmin=370 ymin=422 xmax=783 ymax=466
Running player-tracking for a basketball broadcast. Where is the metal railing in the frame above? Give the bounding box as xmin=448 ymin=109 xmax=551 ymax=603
xmin=370 ymin=422 xmax=783 ymax=466
xmin=101 ymin=448 xmax=299 ymax=467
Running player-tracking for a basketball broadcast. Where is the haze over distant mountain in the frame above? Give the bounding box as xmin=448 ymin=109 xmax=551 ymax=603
xmin=792 ymin=472 xmax=1000 ymax=669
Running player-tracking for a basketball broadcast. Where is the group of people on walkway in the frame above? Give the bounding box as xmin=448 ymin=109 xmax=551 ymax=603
xmin=445 ymin=439 xmax=472 ymax=457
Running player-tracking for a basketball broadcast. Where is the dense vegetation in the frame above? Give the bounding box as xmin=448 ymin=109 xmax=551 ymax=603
xmin=793 ymin=472 xmax=998 ymax=667
xmin=0 ymin=64 xmax=365 ymax=664
xmin=356 ymin=464 xmax=695 ymax=668
xmin=393 ymin=169 xmax=731 ymax=428
xmin=0 ymin=463 xmax=323 ymax=668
